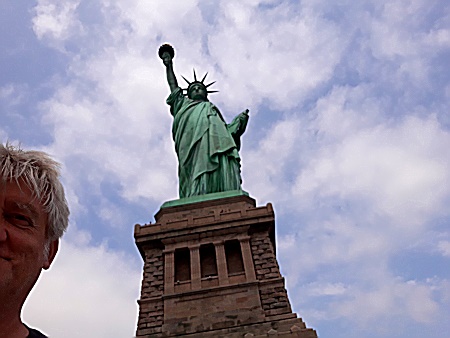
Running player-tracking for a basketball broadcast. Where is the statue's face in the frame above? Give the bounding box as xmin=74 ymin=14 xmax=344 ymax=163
xmin=188 ymin=83 xmax=207 ymax=101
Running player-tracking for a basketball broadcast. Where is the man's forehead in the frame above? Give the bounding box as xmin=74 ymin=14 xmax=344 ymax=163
xmin=2 ymin=180 xmax=42 ymax=210
xmin=2 ymin=181 xmax=48 ymax=227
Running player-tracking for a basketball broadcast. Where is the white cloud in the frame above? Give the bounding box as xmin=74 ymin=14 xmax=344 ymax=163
xmin=0 ymin=84 xmax=27 ymax=107
xmin=295 ymin=89 xmax=450 ymax=230
xmin=306 ymin=282 xmax=348 ymax=297
xmin=366 ymin=0 xmax=450 ymax=88
xmin=288 ymin=269 xmax=449 ymax=331
xmin=244 ymin=118 xmax=303 ymax=202
xmin=273 ymin=80 xmax=450 ymax=332
xmin=0 ymin=84 xmax=15 ymax=100
xmin=110 ymin=0 xmax=201 ymax=39
xmin=437 ymin=241 xmax=450 ymax=257
xmin=38 ymin=74 xmax=178 ymax=204
xmin=334 ymin=280 xmax=438 ymax=325
xmin=425 ymin=28 xmax=450 ymax=47
xmin=209 ymin=1 xmax=347 ymax=111
xmin=23 ymin=231 xmax=141 ymax=338
xmin=32 ymin=0 xmax=82 ymax=44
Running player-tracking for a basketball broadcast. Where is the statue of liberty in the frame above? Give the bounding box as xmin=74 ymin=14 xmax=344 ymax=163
xmin=159 ymin=44 xmax=249 ymax=199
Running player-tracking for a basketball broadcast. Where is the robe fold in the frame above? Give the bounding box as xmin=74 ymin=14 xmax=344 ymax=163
xmin=167 ymin=87 xmax=247 ymax=198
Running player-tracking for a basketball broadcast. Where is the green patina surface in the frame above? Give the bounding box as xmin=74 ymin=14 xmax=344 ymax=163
xmin=161 ymin=190 xmax=249 ymax=208
xmin=160 ymin=44 xmax=249 ymax=199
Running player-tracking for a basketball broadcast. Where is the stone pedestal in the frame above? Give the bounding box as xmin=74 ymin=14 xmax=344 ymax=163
xmin=134 ymin=194 xmax=318 ymax=337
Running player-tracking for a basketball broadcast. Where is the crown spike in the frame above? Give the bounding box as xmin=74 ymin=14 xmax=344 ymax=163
xmin=193 ymin=69 xmax=197 ymax=82
xmin=205 ymin=81 xmax=216 ymax=88
xmin=181 ymin=75 xmax=191 ymax=85
xmin=207 ymin=90 xmax=219 ymax=94
xmin=201 ymin=72 xmax=208 ymax=83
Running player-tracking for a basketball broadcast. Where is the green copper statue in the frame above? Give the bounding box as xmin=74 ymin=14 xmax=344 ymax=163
xmin=159 ymin=44 xmax=249 ymax=198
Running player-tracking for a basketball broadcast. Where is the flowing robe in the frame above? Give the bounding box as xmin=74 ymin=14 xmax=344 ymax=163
xmin=167 ymin=87 xmax=248 ymax=198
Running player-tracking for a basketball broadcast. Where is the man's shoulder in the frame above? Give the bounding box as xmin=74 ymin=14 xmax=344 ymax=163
xmin=26 ymin=326 xmax=48 ymax=338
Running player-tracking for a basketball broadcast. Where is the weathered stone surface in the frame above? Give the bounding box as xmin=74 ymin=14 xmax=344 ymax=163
xmin=134 ymin=195 xmax=317 ymax=337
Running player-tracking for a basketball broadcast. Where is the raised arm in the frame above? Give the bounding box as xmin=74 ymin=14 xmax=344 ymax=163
xmin=162 ymin=52 xmax=178 ymax=93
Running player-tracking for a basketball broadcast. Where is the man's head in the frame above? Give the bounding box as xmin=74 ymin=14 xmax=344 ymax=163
xmin=0 ymin=143 xmax=69 ymax=315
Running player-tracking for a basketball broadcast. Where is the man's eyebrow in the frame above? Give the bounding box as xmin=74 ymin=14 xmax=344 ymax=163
xmin=7 ymin=201 xmax=40 ymax=219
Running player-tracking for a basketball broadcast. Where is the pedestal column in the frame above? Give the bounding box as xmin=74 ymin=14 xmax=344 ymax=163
xmin=240 ymin=236 xmax=256 ymax=281
xmin=215 ymin=241 xmax=229 ymax=285
xmin=190 ymin=244 xmax=201 ymax=290
xmin=164 ymin=249 xmax=175 ymax=294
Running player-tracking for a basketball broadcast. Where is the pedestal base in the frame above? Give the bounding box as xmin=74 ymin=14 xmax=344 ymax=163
xmin=134 ymin=195 xmax=317 ymax=337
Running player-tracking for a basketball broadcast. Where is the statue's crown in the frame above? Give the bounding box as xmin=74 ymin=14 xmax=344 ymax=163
xmin=182 ymin=69 xmax=218 ymax=97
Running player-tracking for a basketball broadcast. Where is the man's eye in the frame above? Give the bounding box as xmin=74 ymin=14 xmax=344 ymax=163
xmin=5 ymin=213 xmax=34 ymax=227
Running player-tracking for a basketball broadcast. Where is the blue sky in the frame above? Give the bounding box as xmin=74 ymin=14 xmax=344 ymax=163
xmin=1 ymin=1 xmax=450 ymax=337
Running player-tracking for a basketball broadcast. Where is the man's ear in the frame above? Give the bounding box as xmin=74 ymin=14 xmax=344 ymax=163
xmin=43 ymin=239 xmax=59 ymax=270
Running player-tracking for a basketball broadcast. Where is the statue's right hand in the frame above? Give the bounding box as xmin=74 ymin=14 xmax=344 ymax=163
xmin=162 ymin=52 xmax=172 ymax=66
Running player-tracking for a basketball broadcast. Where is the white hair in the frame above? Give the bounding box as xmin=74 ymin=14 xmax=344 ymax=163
xmin=0 ymin=143 xmax=70 ymax=243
